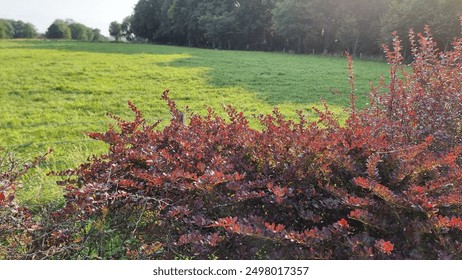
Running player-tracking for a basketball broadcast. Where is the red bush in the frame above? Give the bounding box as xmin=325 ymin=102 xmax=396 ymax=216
xmin=46 ymin=25 xmax=462 ymax=259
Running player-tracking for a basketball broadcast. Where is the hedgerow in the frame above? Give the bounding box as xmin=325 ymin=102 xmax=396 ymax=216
xmin=5 ymin=24 xmax=462 ymax=259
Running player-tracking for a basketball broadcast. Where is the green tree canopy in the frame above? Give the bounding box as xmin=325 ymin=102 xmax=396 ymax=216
xmin=131 ymin=0 xmax=163 ymax=41
xmin=0 ymin=19 xmax=14 ymax=39
xmin=273 ymin=0 xmax=317 ymax=53
xmin=233 ymin=0 xmax=275 ymax=50
xmin=127 ymin=0 xmax=462 ymax=55
xmin=121 ymin=16 xmax=134 ymax=41
xmin=68 ymin=22 xmax=93 ymax=41
xmin=0 ymin=19 xmax=37 ymax=39
xmin=109 ymin=21 xmax=122 ymax=41
xmin=12 ymin=20 xmax=37 ymax=38
xmin=198 ymin=0 xmax=239 ymax=49
xmin=46 ymin=19 xmax=72 ymax=39
xmin=91 ymin=28 xmax=107 ymax=42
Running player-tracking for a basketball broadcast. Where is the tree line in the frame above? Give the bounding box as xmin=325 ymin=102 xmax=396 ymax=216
xmin=0 ymin=19 xmax=37 ymax=39
xmin=113 ymin=0 xmax=462 ymax=56
xmin=45 ymin=19 xmax=106 ymax=42
xmin=1 ymin=18 xmax=106 ymax=41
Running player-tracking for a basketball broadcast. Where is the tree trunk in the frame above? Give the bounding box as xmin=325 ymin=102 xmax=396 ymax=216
xmin=353 ymin=35 xmax=359 ymax=56
xmin=298 ymin=36 xmax=302 ymax=53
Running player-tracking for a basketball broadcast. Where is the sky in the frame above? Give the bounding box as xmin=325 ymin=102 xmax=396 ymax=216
xmin=0 ymin=0 xmax=139 ymax=36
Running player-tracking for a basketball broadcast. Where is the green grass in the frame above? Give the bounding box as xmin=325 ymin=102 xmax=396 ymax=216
xmin=0 ymin=40 xmax=389 ymax=205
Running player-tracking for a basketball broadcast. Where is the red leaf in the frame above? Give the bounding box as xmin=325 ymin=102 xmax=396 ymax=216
xmin=376 ymin=239 xmax=394 ymax=255
xmin=338 ymin=218 xmax=349 ymax=229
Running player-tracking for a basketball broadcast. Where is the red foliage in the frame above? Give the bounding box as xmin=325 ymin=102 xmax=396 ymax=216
xmin=337 ymin=218 xmax=349 ymax=229
xmin=39 ymin=24 xmax=462 ymax=259
xmin=0 ymin=150 xmax=50 ymax=259
xmin=376 ymin=239 xmax=394 ymax=255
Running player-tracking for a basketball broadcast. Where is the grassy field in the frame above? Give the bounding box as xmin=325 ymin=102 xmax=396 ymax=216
xmin=0 ymin=40 xmax=389 ymax=205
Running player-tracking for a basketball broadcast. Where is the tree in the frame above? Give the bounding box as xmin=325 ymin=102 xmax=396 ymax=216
xmin=131 ymin=0 xmax=164 ymax=41
xmin=380 ymin=0 xmax=437 ymax=56
xmin=273 ymin=0 xmax=317 ymax=53
xmin=0 ymin=19 xmax=37 ymax=39
xmin=334 ymin=0 xmax=387 ymax=56
xmin=167 ymin=0 xmax=204 ymax=46
xmin=233 ymin=0 xmax=276 ymax=50
xmin=381 ymin=0 xmax=462 ymax=53
xmin=46 ymin=19 xmax=71 ymax=39
xmin=21 ymin=22 xmax=38 ymax=38
xmin=11 ymin=20 xmax=37 ymax=38
xmin=121 ymin=16 xmax=135 ymax=41
xmin=312 ymin=0 xmax=344 ymax=54
xmin=198 ymin=0 xmax=239 ymax=49
xmin=432 ymin=0 xmax=462 ymax=51
xmin=91 ymin=28 xmax=107 ymax=42
xmin=335 ymin=11 xmax=360 ymax=55
xmin=109 ymin=21 xmax=122 ymax=41
xmin=0 ymin=19 xmax=14 ymax=39
xmin=69 ymin=22 xmax=92 ymax=41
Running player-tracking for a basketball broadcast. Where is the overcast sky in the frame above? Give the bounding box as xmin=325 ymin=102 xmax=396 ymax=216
xmin=0 ymin=0 xmax=139 ymax=36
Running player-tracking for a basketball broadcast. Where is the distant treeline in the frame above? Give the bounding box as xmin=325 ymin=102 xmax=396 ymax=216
xmin=45 ymin=19 xmax=106 ymax=42
xmin=115 ymin=0 xmax=462 ymax=55
xmin=0 ymin=19 xmax=37 ymax=39
xmin=0 ymin=18 xmax=107 ymax=42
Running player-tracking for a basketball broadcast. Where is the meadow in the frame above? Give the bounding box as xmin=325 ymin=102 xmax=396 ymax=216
xmin=0 ymin=40 xmax=389 ymax=205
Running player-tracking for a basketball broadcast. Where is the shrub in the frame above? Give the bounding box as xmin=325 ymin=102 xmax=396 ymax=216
xmin=45 ymin=25 xmax=462 ymax=259
xmin=0 ymin=150 xmax=50 ymax=259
